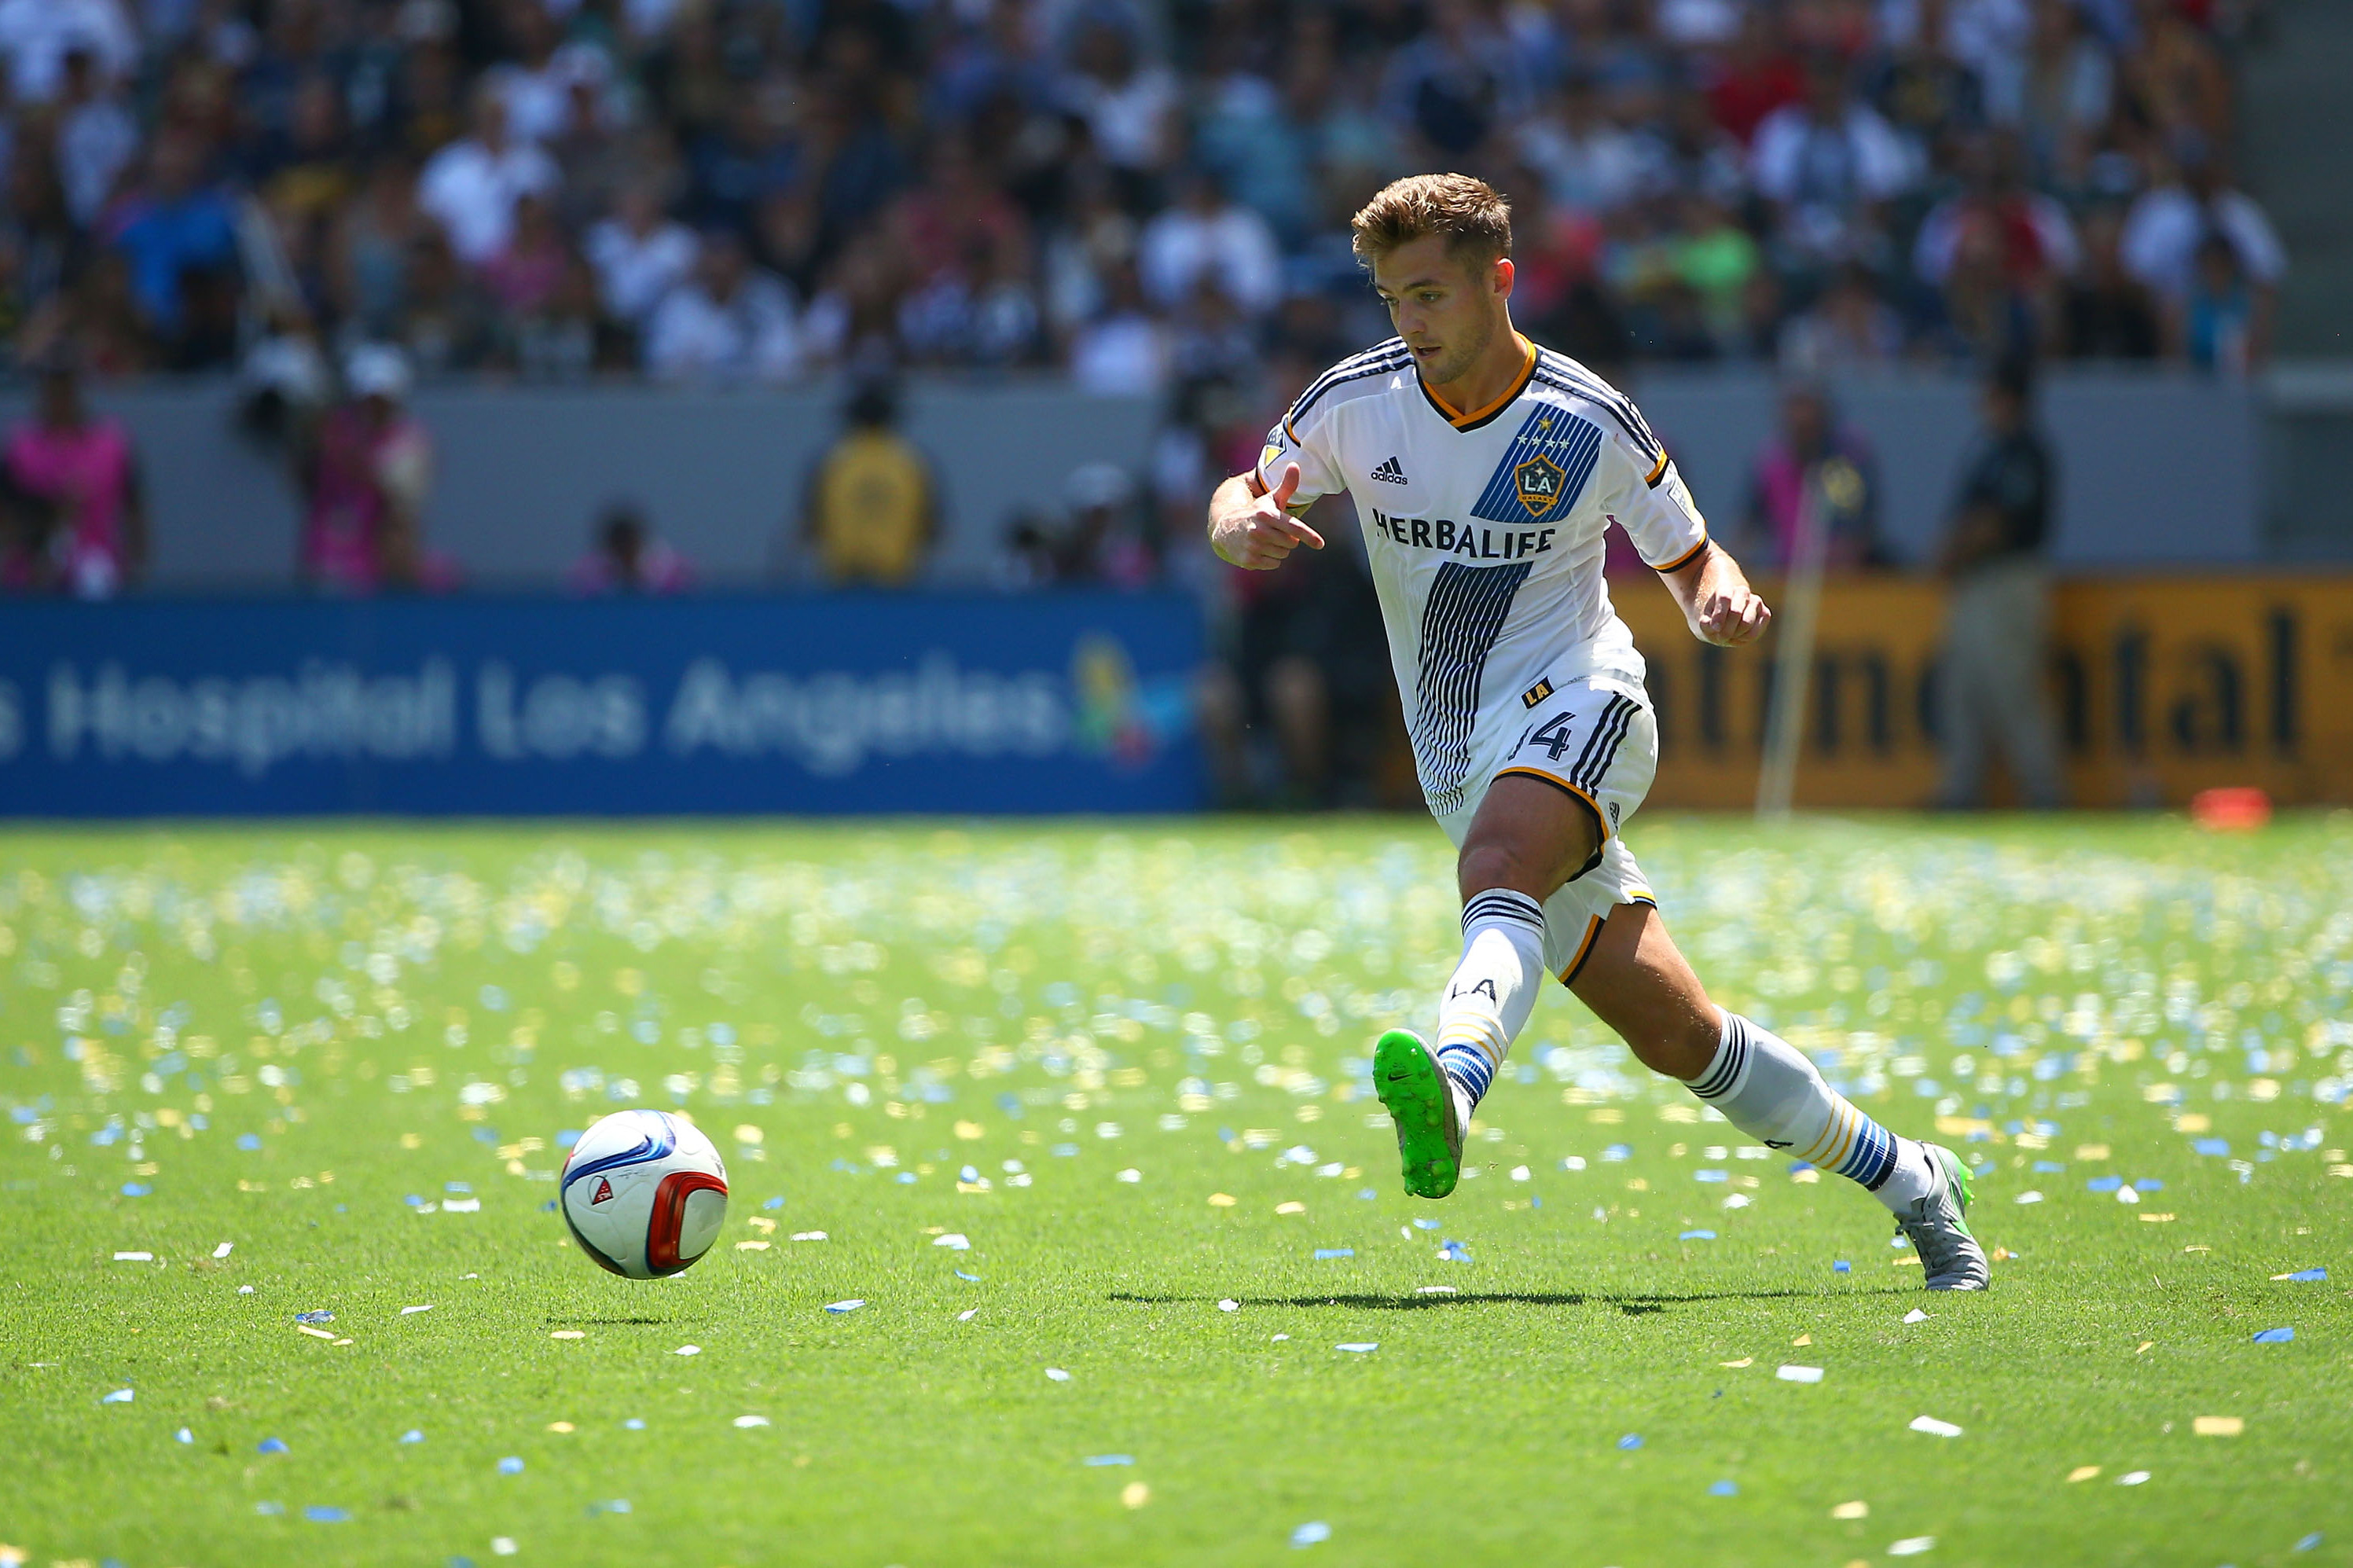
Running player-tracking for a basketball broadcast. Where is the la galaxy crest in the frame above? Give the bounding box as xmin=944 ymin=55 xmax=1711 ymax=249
xmin=1470 ymin=406 xmax=1604 ymax=526
xmin=1514 ymin=451 xmax=1569 ymax=519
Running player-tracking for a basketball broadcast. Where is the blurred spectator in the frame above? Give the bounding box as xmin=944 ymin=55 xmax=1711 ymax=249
xmin=55 ymin=48 xmax=138 ymax=227
xmin=2061 ymin=207 xmax=2160 ymax=358
xmin=1751 ymin=55 xmax=1921 ymax=266
xmin=1069 ymin=259 xmax=1170 ymax=397
xmin=644 ymin=230 xmax=800 ymax=384
xmin=108 ymin=130 xmax=240 ymax=361
xmin=297 ymin=344 xmax=439 ymax=593
xmin=2 ymin=358 xmax=145 ymax=596
xmin=586 ymin=182 xmax=699 ymax=329
xmin=1934 ymin=355 xmax=2063 ymax=810
xmin=2120 ymin=146 xmax=2282 ymax=362
xmin=1913 ymin=132 xmax=2080 ymax=355
xmin=570 ymin=502 xmax=692 ymax=593
xmin=417 ymin=86 xmax=556 ymax=267
xmin=1008 ymin=461 xmax=1159 ymax=589
xmin=2171 ymin=231 xmax=2257 ymax=374
xmin=1059 ymin=19 xmax=1180 ymax=199
xmin=1140 ymin=171 xmax=1283 ymax=319
xmin=1743 ymin=382 xmax=1884 ymax=571
xmin=1779 ymin=261 xmax=1904 ymax=369
xmin=0 ymin=0 xmax=137 ymax=104
xmin=799 ymin=381 xmax=935 ymax=587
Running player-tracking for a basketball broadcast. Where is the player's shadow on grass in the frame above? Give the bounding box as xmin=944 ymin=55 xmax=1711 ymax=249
xmin=1110 ymin=1289 xmax=1907 ymax=1316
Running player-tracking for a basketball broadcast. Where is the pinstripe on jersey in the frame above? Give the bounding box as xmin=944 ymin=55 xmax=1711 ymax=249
xmin=1411 ymin=560 xmax=1533 ymax=813
xmin=1467 ymin=404 xmax=1606 ymax=524
xmin=1567 ymin=693 xmax=1639 ymax=795
xmin=1532 ymin=349 xmax=1662 ymax=465
xmin=1280 ymin=338 xmax=1415 ymax=437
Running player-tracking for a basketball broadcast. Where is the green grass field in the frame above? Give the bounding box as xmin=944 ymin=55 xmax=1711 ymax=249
xmin=3 ymin=813 xmax=2350 ymax=1568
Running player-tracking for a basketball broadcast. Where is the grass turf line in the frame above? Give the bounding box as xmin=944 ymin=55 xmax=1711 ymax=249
xmin=1 ymin=815 xmax=2348 ymax=1567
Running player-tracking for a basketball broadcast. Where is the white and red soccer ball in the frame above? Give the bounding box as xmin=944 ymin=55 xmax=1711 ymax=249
xmin=559 ymin=1110 xmax=729 ymax=1279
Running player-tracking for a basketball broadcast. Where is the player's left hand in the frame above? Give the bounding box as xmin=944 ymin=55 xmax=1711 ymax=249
xmin=1694 ymin=587 xmax=1771 ymax=646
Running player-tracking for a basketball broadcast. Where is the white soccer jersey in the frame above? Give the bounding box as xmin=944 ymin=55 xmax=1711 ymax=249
xmin=1254 ymin=334 xmax=1709 ymax=816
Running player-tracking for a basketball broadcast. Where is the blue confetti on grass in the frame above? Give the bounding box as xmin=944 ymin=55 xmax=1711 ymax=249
xmin=399 ymin=1430 xmax=424 ymax=1444
xmin=955 ymin=1270 xmax=982 ymax=1282
xmin=623 ymin=1418 xmax=646 ymax=1430
xmin=2253 ymin=1327 xmax=2296 ymax=1343
xmin=2033 ymin=1160 xmax=2067 ymax=1173
xmin=2282 ymin=1268 xmax=2327 ymax=1283
xmin=1412 ymin=1218 xmax=1441 ymax=1231
xmin=2193 ymin=1139 xmax=2230 ymax=1156
xmin=1437 ymin=1240 xmax=1472 ymax=1262
xmin=1617 ymin=1434 xmax=1643 ymax=1449
xmin=2087 ymin=1175 xmax=2124 ymax=1192
xmin=304 ymin=1507 xmax=351 ymax=1523
xmin=1833 ymin=1261 xmax=1852 ymax=1273
xmin=2294 ymin=1532 xmax=2323 ymax=1552
xmin=497 ymin=1456 xmax=524 ymax=1474
xmin=121 ymin=1182 xmax=152 ymax=1197
xmin=101 ymin=1388 xmax=134 ymax=1405
xmin=1679 ymin=1230 xmax=1716 ymax=1241
xmin=762 ymin=1195 xmax=785 ymax=1210
xmin=2134 ymin=1178 xmax=2165 ymax=1192
xmin=258 ymin=1437 xmax=288 ymax=1454
xmin=1290 ymin=1522 xmax=1331 ymax=1548
xmin=293 ymin=1310 xmax=335 ymax=1324
xmin=1313 ymin=1248 xmax=1355 ymax=1260
xmin=1709 ymin=1480 xmax=1738 ymax=1496
xmin=1083 ymin=1455 xmax=1135 ymax=1467
xmin=237 ymin=1134 xmax=262 ymax=1151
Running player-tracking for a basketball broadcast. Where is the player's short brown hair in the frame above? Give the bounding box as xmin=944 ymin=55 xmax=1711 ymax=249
xmin=1350 ymin=174 xmax=1514 ymax=270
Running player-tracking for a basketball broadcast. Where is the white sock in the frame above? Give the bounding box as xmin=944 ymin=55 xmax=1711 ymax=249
xmin=1683 ymin=1011 xmax=1938 ymax=1211
xmin=1433 ymin=889 xmax=1547 ymax=1118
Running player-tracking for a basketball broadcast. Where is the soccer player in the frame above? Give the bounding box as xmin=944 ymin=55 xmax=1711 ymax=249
xmin=1205 ymin=174 xmax=1986 ymax=1290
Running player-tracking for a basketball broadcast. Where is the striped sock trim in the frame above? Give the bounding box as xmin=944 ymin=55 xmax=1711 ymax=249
xmin=1843 ymin=1120 xmax=1900 ymax=1190
xmin=1687 ymin=1015 xmax=1749 ymax=1100
xmin=1461 ymin=889 xmax=1545 ymax=936
xmin=1436 ymin=1043 xmax=1495 ymax=1101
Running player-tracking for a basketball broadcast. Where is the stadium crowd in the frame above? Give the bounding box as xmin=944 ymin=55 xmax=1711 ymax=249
xmin=0 ymin=0 xmax=2284 ymax=391
xmin=0 ymin=0 xmax=2286 ymax=806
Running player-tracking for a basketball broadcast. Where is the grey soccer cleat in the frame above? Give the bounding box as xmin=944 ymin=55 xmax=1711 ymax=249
xmin=1894 ymin=1141 xmax=1990 ymax=1291
xmin=1372 ymin=1029 xmax=1464 ymax=1199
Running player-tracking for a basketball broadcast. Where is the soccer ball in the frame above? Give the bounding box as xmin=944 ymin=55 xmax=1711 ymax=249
xmin=559 ymin=1110 xmax=729 ymax=1279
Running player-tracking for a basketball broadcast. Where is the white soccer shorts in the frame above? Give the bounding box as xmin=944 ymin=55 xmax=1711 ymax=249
xmin=1433 ymin=672 xmax=1659 ymax=984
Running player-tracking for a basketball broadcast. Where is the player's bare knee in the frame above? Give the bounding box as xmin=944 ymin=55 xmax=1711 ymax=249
xmin=1455 ymin=839 xmax=1543 ymax=902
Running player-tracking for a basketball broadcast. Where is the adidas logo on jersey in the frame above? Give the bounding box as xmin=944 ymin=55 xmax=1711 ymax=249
xmin=591 ymin=1177 xmax=615 ymax=1204
xmin=1371 ymin=456 xmax=1408 ymax=484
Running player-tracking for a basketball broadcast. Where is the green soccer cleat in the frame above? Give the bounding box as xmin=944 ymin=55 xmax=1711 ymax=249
xmin=1894 ymin=1141 xmax=1990 ymax=1291
xmin=1373 ymin=1029 xmax=1463 ymax=1200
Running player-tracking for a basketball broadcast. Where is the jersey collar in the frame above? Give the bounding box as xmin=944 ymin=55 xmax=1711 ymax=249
xmin=1417 ymin=332 xmax=1536 ymax=433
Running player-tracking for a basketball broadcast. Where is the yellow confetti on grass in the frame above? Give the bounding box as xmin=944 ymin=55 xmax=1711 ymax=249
xmin=1720 ymin=1357 xmax=1754 ymax=1368
xmin=1790 ymin=1334 xmax=1812 ymax=1347
xmin=1121 ymin=1482 xmax=1151 ymax=1508
xmin=296 ymin=1325 xmax=336 ymax=1341
xmin=2135 ymin=1342 xmax=2154 ymax=1354
xmin=735 ymin=1240 xmax=771 ymax=1251
xmin=550 ymin=1331 xmax=585 ymax=1340
xmin=2138 ymin=1213 xmax=2176 ymax=1223
xmin=546 ymin=1422 xmax=575 ymax=1434
xmin=2068 ymin=1466 xmax=2102 ymax=1483
xmin=2193 ymin=1416 xmax=2245 ymax=1437
xmin=1830 ymin=1500 xmax=1868 ymax=1519
xmin=1275 ymin=1202 xmax=1306 ymax=1215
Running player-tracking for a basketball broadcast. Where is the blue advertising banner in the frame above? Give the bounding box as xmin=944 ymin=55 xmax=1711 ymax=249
xmin=0 ymin=594 xmax=1202 ymax=816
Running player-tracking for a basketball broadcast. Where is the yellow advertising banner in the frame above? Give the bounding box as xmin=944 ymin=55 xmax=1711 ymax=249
xmin=1612 ymin=572 xmax=2353 ymax=809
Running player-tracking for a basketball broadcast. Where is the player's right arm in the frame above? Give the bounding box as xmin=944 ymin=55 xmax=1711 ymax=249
xmin=1206 ymin=465 xmax=1324 ymax=571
